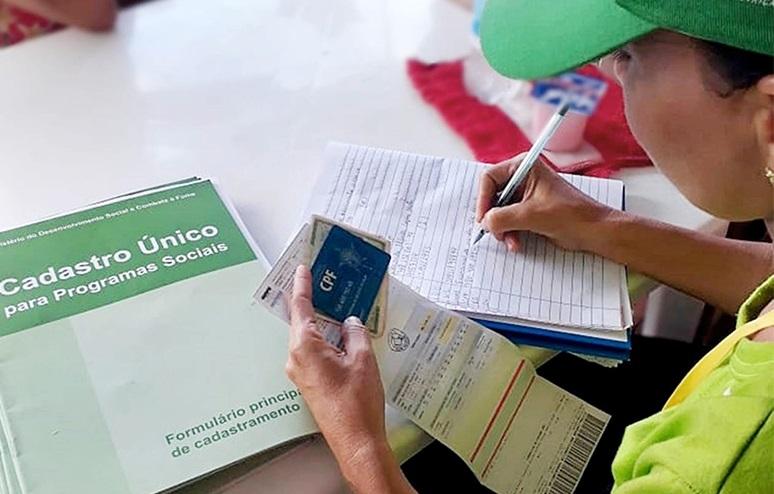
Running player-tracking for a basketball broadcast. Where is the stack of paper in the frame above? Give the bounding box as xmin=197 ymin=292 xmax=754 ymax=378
xmin=0 ymin=179 xmax=318 ymax=493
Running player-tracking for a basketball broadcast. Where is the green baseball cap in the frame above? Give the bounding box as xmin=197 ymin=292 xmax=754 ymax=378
xmin=480 ymin=0 xmax=774 ymax=80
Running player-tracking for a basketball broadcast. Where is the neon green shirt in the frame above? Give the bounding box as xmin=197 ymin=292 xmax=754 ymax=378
xmin=612 ymin=276 xmax=774 ymax=493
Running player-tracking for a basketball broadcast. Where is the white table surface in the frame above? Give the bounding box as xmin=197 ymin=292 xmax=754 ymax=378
xmin=0 ymin=0 xmax=724 ymax=492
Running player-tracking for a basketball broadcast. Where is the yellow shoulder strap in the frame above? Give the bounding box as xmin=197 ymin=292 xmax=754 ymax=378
xmin=663 ymin=310 xmax=774 ymax=410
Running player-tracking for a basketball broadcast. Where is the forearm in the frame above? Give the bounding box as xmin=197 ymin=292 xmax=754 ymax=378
xmin=6 ymin=0 xmax=116 ymax=30
xmin=590 ymin=211 xmax=772 ymax=314
xmin=332 ymin=438 xmax=416 ymax=494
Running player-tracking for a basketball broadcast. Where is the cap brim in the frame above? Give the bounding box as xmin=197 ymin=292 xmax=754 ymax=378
xmin=480 ymin=0 xmax=657 ymax=80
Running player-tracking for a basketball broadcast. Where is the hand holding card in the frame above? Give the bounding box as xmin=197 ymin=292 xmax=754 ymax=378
xmin=311 ymin=225 xmax=391 ymax=325
xmin=254 ymin=217 xmax=391 ymax=345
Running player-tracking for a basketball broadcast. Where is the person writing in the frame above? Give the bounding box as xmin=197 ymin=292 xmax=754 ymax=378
xmin=285 ymin=0 xmax=773 ymax=492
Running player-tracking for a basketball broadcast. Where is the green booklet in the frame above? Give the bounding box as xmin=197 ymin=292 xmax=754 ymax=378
xmin=0 ymin=179 xmax=318 ymax=493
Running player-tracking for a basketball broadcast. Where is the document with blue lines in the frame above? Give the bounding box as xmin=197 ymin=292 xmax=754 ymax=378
xmin=306 ymin=142 xmax=631 ymax=334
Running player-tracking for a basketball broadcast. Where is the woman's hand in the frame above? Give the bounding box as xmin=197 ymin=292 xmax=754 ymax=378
xmin=476 ymin=153 xmax=617 ymax=253
xmin=286 ymin=265 xmax=386 ymax=455
xmin=477 ymin=154 xmax=774 ymax=314
xmin=285 ymin=265 xmax=415 ymax=494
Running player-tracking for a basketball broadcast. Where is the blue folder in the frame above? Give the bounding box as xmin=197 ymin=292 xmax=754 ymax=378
xmin=473 ymin=317 xmax=632 ymax=361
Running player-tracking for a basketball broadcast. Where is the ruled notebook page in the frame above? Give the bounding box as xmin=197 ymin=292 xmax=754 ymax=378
xmin=307 ymin=143 xmax=629 ymax=331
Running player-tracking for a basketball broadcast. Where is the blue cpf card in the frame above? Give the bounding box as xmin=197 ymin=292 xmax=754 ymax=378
xmin=311 ymin=225 xmax=391 ymax=323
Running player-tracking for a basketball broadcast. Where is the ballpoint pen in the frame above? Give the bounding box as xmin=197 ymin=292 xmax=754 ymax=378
xmin=472 ymin=98 xmax=572 ymax=246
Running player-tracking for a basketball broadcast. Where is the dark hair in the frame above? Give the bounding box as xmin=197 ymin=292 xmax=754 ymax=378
xmin=698 ymin=40 xmax=773 ymax=96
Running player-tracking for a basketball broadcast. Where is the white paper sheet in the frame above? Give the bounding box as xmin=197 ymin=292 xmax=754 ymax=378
xmin=306 ymin=143 xmax=630 ymax=332
xmin=255 ymin=222 xmax=610 ymax=494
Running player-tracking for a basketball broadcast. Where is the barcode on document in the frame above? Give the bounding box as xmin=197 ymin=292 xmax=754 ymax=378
xmin=547 ymin=413 xmax=606 ymax=494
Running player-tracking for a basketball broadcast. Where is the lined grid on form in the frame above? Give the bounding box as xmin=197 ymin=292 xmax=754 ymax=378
xmin=313 ymin=143 xmax=626 ymax=330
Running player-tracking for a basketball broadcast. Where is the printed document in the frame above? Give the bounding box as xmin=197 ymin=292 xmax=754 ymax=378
xmin=256 ymin=219 xmax=609 ymax=494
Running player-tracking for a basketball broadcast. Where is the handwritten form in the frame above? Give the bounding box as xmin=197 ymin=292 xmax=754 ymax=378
xmin=306 ymin=143 xmax=631 ymax=332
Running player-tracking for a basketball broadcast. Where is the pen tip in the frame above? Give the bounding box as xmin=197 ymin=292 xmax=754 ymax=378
xmin=472 ymin=230 xmax=485 ymax=246
xmin=558 ymin=100 xmax=571 ymax=116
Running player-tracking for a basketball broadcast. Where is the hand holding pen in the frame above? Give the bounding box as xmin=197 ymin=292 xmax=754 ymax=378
xmin=473 ymin=99 xmax=571 ymax=246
